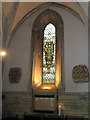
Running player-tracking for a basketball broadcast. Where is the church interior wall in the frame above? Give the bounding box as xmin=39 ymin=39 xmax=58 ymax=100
xmin=2 ymin=4 xmax=88 ymax=118
xmin=3 ymin=4 xmax=88 ymax=92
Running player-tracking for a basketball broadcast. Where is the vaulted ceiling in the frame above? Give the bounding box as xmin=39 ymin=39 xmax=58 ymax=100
xmin=2 ymin=2 xmax=88 ymax=49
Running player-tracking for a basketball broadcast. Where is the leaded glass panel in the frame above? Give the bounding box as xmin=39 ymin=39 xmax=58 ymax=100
xmin=42 ymin=23 xmax=56 ymax=83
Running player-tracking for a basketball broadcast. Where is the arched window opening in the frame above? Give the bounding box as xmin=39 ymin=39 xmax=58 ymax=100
xmin=32 ymin=10 xmax=64 ymax=91
xmin=42 ymin=23 xmax=56 ymax=84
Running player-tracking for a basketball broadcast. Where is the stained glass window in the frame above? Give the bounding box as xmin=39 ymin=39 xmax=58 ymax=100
xmin=42 ymin=23 xmax=56 ymax=83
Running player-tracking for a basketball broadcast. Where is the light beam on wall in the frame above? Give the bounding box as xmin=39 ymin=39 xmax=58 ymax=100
xmin=43 ymin=86 xmax=51 ymax=90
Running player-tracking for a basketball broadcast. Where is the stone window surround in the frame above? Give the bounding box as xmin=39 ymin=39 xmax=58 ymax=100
xmin=31 ymin=9 xmax=65 ymax=92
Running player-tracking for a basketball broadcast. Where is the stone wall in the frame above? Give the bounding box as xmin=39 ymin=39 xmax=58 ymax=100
xmin=2 ymin=92 xmax=32 ymax=118
xmin=58 ymin=92 xmax=88 ymax=118
xmin=2 ymin=92 xmax=88 ymax=118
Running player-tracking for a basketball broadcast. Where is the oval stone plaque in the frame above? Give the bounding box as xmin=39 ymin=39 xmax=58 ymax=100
xmin=9 ymin=67 xmax=22 ymax=83
xmin=72 ymin=65 xmax=89 ymax=83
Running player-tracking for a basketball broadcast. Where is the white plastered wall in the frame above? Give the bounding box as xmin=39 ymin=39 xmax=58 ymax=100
xmin=2 ymin=4 xmax=88 ymax=92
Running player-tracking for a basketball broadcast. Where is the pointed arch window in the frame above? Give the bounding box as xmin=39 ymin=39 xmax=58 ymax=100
xmin=42 ymin=23 xmax=56 ymax=84
xmin=32 ymin=10 xmax=64 ymax=90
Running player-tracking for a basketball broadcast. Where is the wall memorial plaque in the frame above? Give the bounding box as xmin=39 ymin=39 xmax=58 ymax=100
xmin=72 ymin=65 xmax=89 ymax=83
xmin=9 ymin=67 xmax=22 ymax=83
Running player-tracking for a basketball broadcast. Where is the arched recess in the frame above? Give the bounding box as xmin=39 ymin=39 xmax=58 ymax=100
xmin=31 ymin=9 xmax=65 ymax=92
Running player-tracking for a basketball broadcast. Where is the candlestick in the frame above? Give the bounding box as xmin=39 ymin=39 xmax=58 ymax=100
xmin=58 ymin=105 xmax=61 ymax=116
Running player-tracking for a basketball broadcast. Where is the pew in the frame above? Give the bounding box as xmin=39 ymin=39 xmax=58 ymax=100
xmin=65 ymin=115 xmax=83 ymax=120
xmin=24 ymin=114 xmax=41 ymax=120
xmin=24 ymin=114 xmax=64 ymax=120
xmin=1 ymin=116 xmax=19 ymax=120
